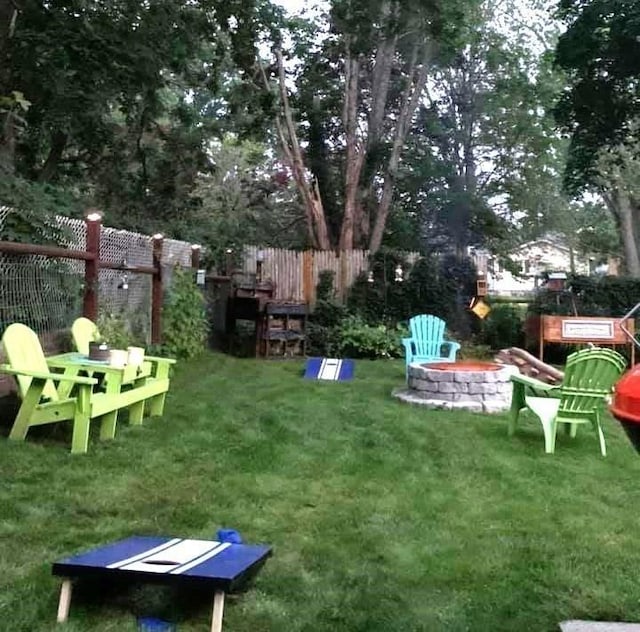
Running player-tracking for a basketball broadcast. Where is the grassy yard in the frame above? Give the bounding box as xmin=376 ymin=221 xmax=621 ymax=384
xmin=3 ymin=353 xmax=640 ymax=631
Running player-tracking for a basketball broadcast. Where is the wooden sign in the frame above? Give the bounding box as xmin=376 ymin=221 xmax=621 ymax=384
xmin=560 ymin=319 xmax=614 ymax=340
xmin=539 ymin=315 xmax=634 ymax=364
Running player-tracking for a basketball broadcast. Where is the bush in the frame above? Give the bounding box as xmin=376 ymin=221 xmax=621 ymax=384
xmin=309 ymin=253 xmax=480 ymax=357
xmin=478 ymin=303 xmax=525 ymax=350
xmin=345 ymin=252 xmax=478 ymax=339
xmin=161 ymin=266 xmax=209 ymax=359
xmin=529 ymin=275 xmax=640 ymax=317
xmin=338 ymin=316 xmax=407 ymax=359
xmin=306 ymin=299 xmax=348 ymax=357
xmin=458 ymin=342 xmax=493 ymax=361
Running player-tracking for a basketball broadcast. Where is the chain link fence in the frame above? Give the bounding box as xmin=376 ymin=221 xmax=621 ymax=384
xmin=0 ymin=207 xmax=193 ymax=347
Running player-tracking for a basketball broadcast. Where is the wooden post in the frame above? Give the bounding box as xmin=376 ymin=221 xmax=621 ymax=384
xmin=83 ymin=211 xmax=101 ymax=321
xmin=210 ymin=590 xmax=225 ymax=632
xmin=539 ymin=316 xmax=544 ymax=361
xmin=151 ymin=234 xmax=164 ymax=345
xmin=56 ymin=579 xmax=73 ymax=623
xmin=303 ymin=250 xmax=313 ymax=306
xmin=339 ymin=251 xmax=348 ymax=303
xmin=225 ymin=248 xmax=234 ymax=276
xmin=191 ymin=244 xmax=201 ymax=269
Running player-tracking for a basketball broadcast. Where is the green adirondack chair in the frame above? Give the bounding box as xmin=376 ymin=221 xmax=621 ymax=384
xmin=71 ymin=317 xmax=100 ymax=355
xmin=509 ymin=347 xmax=627 ymax=456
xmin=71 ymin=317 xmax=172 ymax=381
xmin=1 ymin=323 xmax=108 ymax=454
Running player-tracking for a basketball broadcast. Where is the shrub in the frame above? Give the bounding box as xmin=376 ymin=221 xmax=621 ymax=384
xmin=529 ymin=275 xmax=640 ymax=317
xmin=161 ymin=266 xmax=209 ymax=359
xmin=478 ymin=303 xmax=525 ymax=350
xmin=458 ymin=342 xmax=493 ymax=361
xmin=338 ymin=316 xmax=407 ymax=359
xmin=306 ymin=299 xmax=348 ymax=357
xmin=307 ymin=270 xmax=349 ymax=356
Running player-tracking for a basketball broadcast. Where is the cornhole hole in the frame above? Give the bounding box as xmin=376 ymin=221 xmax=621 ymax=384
xmin=52 ymin=536 xmax=272 ymax=631
xmin=304 ymin=357 xmax=354 ymax=381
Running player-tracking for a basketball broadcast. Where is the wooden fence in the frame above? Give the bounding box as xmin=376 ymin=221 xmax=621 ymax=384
xmin=242 ymin=246 xmax=420 ymax=305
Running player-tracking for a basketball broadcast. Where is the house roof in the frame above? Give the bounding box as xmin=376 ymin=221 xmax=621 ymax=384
xmin=515 ymin=235 xmax=572 ymax=254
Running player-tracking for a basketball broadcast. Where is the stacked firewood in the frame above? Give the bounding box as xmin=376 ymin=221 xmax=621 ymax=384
xmin=494 ymin=347 xmax=564 ymax=385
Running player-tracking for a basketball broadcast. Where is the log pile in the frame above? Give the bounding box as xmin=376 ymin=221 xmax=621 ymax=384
xmin=495 ymin=347 xmax=564 ymax=385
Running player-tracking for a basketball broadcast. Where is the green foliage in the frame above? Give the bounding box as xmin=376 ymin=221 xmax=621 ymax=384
xmin=310 ymin=253 xmax=477 ymax=357
xmin=2 ymin=0 xmax=276 ymax=242
xmin=478 ymin=303 xmax=525 ymax=350
xmin=458 ymin=342 xmax=493 ymax=360
xmin=316 ymin=270 xmax=336 ymax=302
xmin=555 ymin=0 xmax=640 ymax=190
xmin=0 ymin=178 xmax=81 ymax=244
xmin=404 ymin=0 xmax=566 ymax=256
xmin=347 ymin=251 xmax=415 ymax=325
xmin=306 ymin=271 xmax=349 ymax=357
xmin=529 ymin=275 xmax=640 ymax=317
xmin=190 ymin=138 xmax=305 ymax=269
xmin=338 ymin=316 xmax=407 ymax=360
xmin=161 ymin=266 xmax=209 ymax=359
xmin=95 ymin=312 xmax=139 ymax=350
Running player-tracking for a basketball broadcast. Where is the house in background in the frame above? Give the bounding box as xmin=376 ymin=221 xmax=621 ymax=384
xmin=470 ymin=236 xmax=615 ymax=297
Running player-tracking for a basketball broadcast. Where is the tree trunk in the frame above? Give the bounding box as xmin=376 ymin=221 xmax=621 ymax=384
xmin=340 ymin=47 xmax=364 ymax=251
xmin=369 ymin=45 xmax=430 ymax=254
xmin=0 ymin=0 xmax=19 ymax=176
xmin=262 ymin=51 xmax=331 ymax=250
xmin=38 ymin=131 xmax=68 ymax=182
xmin=357 ymin=29 xmax=397 ymax=247
xmin=606 ymin=188 xmax=640 ymax=277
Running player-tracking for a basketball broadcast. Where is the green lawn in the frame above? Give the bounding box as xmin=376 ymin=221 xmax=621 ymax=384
xmin=2 ymin=353 xmax=640 ymax=631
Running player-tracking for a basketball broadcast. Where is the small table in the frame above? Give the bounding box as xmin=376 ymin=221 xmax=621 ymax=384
xmin=47 ymin=352 xmax=151 ymax=388
xmin=52 ymin=536 xmax=272 ymax=631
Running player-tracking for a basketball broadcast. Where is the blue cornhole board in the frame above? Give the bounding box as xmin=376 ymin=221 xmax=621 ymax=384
xmin=304 ymin=357 xmax=354 ymax=381
xmin=52 ymin=536 xmax=272 ymax=631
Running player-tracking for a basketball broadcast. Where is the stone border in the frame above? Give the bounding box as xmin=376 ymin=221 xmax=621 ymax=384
xmin=392 ymin=362 xmax=519 ymax=413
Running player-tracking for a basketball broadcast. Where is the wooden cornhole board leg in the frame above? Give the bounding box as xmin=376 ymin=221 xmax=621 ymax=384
xmin=56 ymin=579 xmax=72 ymax=623
xmin=211 ymin=590 xmax=225 ymax=632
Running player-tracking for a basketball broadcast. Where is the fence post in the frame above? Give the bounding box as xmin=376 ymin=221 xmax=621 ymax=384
xmin=83 ymin=211 xmax=101 ymax=321
xmin=191 ymin=244 xmax=201 ymax=269
xmin=303 ymin=250 xmax=313 ymax=306
xmin=151 ymin=234 xmax=164 ymax=345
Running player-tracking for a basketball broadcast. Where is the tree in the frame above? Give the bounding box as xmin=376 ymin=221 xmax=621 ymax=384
xmin=0 ymin=0 xmax=271 ymax=238
xmin=555 ymin=0 xmax=640 ymax=190
xmin=189 ymin=137 xmax=306 ymax=267
xmin=554 ymin=0 xmax=640 ymax=274
xmin=261 ymin=0 xmax=477 ymax=252
xmin=397 ymin=0 xmax=568 ymax=259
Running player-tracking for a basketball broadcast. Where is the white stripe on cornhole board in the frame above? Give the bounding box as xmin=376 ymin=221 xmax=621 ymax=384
xmin=319 ymin=359 xmax=342 ymax=380
xmin=169 ymin=542 xmax=231 ymax=575
xmin=108 ymin=539 xmax=229 ymax=575
xmin=107 ymin=538 xmax=182 ymax=569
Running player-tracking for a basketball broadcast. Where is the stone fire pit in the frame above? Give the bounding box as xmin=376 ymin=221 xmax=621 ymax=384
xmin=392 ymin=361 xmax=518 ymax=413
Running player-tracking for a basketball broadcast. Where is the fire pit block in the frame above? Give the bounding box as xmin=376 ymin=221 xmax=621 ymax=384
xmin=393 ymin=361 xmax=519 ymax=413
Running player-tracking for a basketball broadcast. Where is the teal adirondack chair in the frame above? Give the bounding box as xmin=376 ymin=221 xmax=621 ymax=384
xmin=402 ymin=315 xmax=460 ymax=377
xmin=509 ymin=347 xmax=627 ymax=456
